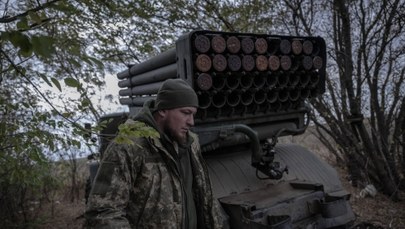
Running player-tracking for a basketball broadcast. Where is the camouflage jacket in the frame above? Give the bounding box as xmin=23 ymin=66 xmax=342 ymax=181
xmin=85 ymin=110 xmax=226 ymax=228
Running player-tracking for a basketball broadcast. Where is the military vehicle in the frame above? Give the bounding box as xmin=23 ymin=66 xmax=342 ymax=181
xmin=88 ymin=30 xmax=356 ymax=228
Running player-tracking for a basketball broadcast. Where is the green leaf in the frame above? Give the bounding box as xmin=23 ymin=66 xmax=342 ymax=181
xmin=28 ymin=11 xmax=42 ymax=25
xmin=32 ymin=35 xmax=54 ymax=58
xmin=62 ymin=112 xmax=73 ymax=118
xmin=64 ymin=78 xmax=80 ymax=88
xmin=51 ymin=77 xmax=62 ymax=92
xmin=9 ymin=31 xmax=32 ymax=56
xmin=82 ymin=56 xmax=93 ymax=66
xmin=37 ymin=73 xmax=52 ymax=87
xmin=88 ymin=56 xmax=104 ymax=69
xmin=81 ymin=98 xmax=91 ymax=107
xmin=48 ymin=119 xmax=56 ymax=129
xmin=69 ymin=44 xmax=81 ymax=56
xmin=69 ymin=58 xmax=82 ymax=67
xmin=1 ymin=31 xmax=10 ymax=40
xmin=22 ymin=102 xmax=30 ymax=108
xmin=17 ymin=17 xmax=29 ymax=30
xmin=71 ymin=139 xmax=81 ymax=148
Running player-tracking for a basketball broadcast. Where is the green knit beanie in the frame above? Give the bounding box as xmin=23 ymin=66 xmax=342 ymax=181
xmin=155 ymin=79 xmax=199 ymax=111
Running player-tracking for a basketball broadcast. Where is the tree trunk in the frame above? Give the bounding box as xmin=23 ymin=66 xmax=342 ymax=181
xmin=333 ymin=0 xmax=399 ymax=200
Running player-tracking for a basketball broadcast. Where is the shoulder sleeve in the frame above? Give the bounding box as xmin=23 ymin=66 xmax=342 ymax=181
xmin=84 ymin=141 xmax=143 ymax=228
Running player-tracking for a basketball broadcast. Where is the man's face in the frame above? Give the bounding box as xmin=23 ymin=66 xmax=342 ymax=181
xmin=161 ymin=107 xmax=197 ymax=145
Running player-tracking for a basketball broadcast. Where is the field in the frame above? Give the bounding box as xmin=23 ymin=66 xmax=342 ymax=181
xmin=35 ymin=131 xmax=405 ymax=229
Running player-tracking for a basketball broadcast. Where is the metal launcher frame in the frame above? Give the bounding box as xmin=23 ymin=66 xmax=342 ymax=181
xmin=118 ymin=30 xmax=326 ymax=139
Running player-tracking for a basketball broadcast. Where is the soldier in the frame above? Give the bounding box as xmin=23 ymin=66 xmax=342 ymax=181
xmin=85 ymin=79 xmax=227 ymax=228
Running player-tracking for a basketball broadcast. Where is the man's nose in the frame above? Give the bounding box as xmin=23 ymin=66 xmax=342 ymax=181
xmin=187 ymin=115 xmax=194 ymax=126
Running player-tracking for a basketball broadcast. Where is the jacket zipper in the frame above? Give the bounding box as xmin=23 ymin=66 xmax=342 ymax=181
xmin=151 ymin=138 xmax=190 ymax=228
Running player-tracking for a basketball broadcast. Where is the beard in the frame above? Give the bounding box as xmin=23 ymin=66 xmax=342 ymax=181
xmin=164 ymin=125 xmax=188 ymax=146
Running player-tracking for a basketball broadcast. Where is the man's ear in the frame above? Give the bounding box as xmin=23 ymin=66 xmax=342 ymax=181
xmin=157 ymin=109 xmax=167 ymax=118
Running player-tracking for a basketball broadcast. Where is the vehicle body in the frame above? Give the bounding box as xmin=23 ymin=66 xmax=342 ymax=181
xmin=88 ymin=30 xmax=355 ymax=228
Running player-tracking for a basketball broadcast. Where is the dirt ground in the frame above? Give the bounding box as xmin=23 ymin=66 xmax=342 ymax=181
xmin=36 ymin=170 xmax=405 ymax=229
xmin=337 ymin=167 xmax=405 ymax=228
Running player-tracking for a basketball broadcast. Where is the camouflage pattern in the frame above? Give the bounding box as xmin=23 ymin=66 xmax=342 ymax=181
xmin=84 ymin=119 xmax=227 ymax=228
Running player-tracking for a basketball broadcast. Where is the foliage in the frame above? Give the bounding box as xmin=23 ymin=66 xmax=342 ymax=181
xmin=1 ymin=0 xmax=403 ymax=227
xmin=114 ymin=121 xmax=159 ymax=145
xmin=273 ymin=0 xmax=405 ymax=200
xmin=1 ymin=0 xmax=134 ymax=226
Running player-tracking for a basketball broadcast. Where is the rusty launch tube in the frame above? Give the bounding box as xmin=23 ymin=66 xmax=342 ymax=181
xmin=225 ymin=76 xmax=240 ymax=90
xmin=279 ymin=39 xmax=291 ymax=54
xmin=241 ymin=90 xmax=254 ymax=106
xmin=212 ymin=76 xmax=226 ymax=91
xmin=302 ymin=40 xmax=314 ymax=55
xmin=211 ymin=35 xmax=226 ymax=53
xmin=227 ymin=36 xmax=241 ymax=54
xmin=280 ymin=56 xmax=292 ymax=71
xmin=289 ymin=90 xmax=301 ymax=101
xmin=253 ymin=74 xmax=266 ymax=88
xmin=227 ymin=91 xmax=241 ymax=107
xmin=212 ymin=92 xmax=227 ymax=108
xmin=299 ymin=73 xmax=311 ymax=87
xmin=278 ymin=74 xmax=289 ymax=88
xmin=253 ymin=90 xmax=266 ymax=104
xmin=240 ymin=74 xmax=254 ymax=89
xmin=302 ymin=56 xmax=313 ymax=70
xmin=291 ymin=39 xmax=303 ymax=55
xmin=278 ymin=90 xmax=289 ymax=102
xmin=288 ymin=73 xmax=300 ymax=87
xmin=266 ymin=73 xmax=278 ymax=88
xmin=194 ymin=35 xmax=211 ymax=53
xmin=196 ymin=73 xmax=213 ymax=91
xmin=267 ymin=38 xmax=281 ymax=54
xmin=241 ymin=37 xmax=254 ymax=54
xmin=195 ymin=54 xmax=212 ymax=72
xmin=267 ymin=90 xmax=278 ymax=103
xmin=255 ymin=55 xmax=268 ymax=72
xmin=268 ymin=55 xmax=280 ymax=72
xmin=255 ymin=38 xmax=268 ymax=54
xmin=313 ymin=56 xmax=323 ymax=70
xmin=227 ymin=55 xmax=241 ymax=72
xmin=242 ymin=55 xmax=255 ymax=72
xmin=198 ymin=91 xmax=211 ymax=109
xmin=212 ymin=54 xmax=227 ymax=72
xmin=117 ymin=48 xmax=176 ymax=79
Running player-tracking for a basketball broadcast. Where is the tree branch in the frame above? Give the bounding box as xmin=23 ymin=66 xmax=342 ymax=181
xmin=0 ymin=0 xmax=61 ymax=23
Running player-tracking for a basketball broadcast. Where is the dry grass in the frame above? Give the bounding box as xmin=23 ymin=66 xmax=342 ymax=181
xmin=37 ymin=201 xmax=86 ymax=229
xmin=336 ymin=165 xmax=405 ymax=228
xmin=280 ymin=133 xmax=405 ymax=228
xmin=31 ymin=131 xmax=405 ymax=228
xmin=37 ymin=178 xmax=405 ymax=229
